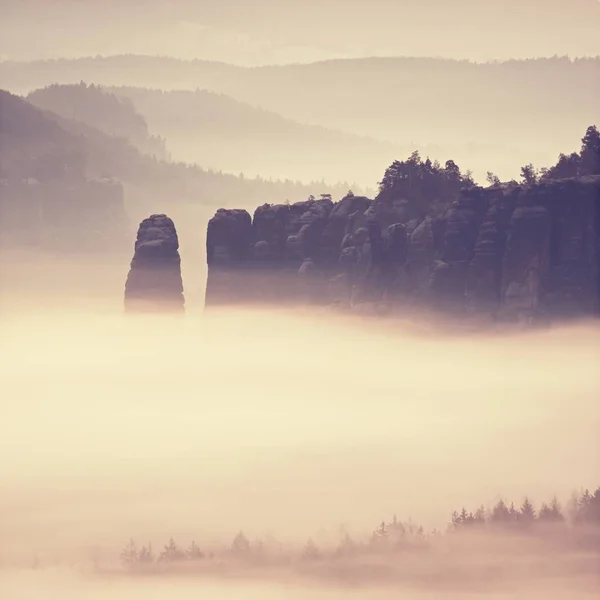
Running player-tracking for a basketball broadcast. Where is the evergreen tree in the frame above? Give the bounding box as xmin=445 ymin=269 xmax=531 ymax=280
xmin=231 ymin=531 xmax=251 ymax=556
xmin=574 ymin=487 xmax=600 ymax=524
xmin=451 ymin=510 xmax=461 ymax=531
xmin=474 ymin=506 xmax=487 ymax=526
xmin=138 ymin=543 xmax=154 ymax=564
xmin=371 ymin=521 xmax=389 ymax=548
xmin=120 ymin=538 xmax=139 ymax=568
xmin=186 ymin=541 xmax=204 ymax=560
xmin=589 ymin=487 xmax=600 ymax=523
xmin=375 ymin=520 xmax=388 ymax=538
xmin=389 ymin=516 xmax=409 ymax=547
xmin=443 ymin=159 xmax=461 ymax=181
xmin=158 ymin=538 xmax=185 ymax=563
xmin=490 ymin=499 xmax=512 ymax=527
xmin=461 ymin=507 xmax=475 ymax=527
xmin=389 ymin=515 xmax=407 ymax=536
xmin=577 ymin=489 xmax=593 ymax=522
xmin=545 ymin=152 xmax=580 ymax=179
xmin=542 ymin=124 xmax=600 ymax=179
xmin=538 ymin=496 xmax=565 ymax=523
xmin=520 ymin=163 xmax=538 ymax=184
xmin=518 ymin=497 xmax=536 ymax=527
xmin=377 ymin=151 xmax=469 ymax=220
xmin=451 ymin=507 xmax=477 ymax=530
xmin=580 ymin=125 xmax=600 ymax=175
xmin=486 ymin=171 xmax=501 ymax=185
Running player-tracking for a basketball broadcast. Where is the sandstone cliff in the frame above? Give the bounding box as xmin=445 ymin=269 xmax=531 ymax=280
xmin=124 ymin=214 xmax=185 ymax=313
xmin=205 ymin=177 xmax=600 ymax=324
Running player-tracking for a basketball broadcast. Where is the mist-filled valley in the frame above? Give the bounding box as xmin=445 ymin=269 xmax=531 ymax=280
xmin=2 ymin=1 xmax=600 ymax=597
xmin=1 ymin=246 xmax=600 ymax=598
xmin=1 ymin=298 xmax=600 ymax=596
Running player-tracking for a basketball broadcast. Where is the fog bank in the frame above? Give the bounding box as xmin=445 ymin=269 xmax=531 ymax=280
xmin=1 ymin=303 xmax=598 ymax=559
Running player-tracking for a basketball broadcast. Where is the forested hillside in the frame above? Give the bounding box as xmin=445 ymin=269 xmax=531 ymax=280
xmin=3 ymin=55 xmax=596 ymax=181
xmin=50 ymin=84 xmax=406 ymax=184
xmin=0 ymin=90 xmax=355 ymax=207
xmin=27 ymin=83 xmax=169 ymax=160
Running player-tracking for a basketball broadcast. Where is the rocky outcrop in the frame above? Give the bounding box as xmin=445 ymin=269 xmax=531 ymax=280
xmin=124 ymin=214 xmax=184 ymax=313
xmin=205 ymin=199 xmax=337 ymax=307
xmin=498 ymin=205 xmax=551 ymax=324
xmin=205 ymin=177 xmax=600 ymax=324
xmin=466 ymin=186 xmax=517 ymax=319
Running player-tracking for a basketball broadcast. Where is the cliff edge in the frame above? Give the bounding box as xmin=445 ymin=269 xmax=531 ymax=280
xmin=205 ymin=177 xmax=600 ymax=324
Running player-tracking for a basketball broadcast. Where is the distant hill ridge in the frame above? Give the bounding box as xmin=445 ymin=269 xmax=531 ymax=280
xmin=0 ymin=89 xmax=357 ymax=208
xmin=3 ymin=54 xmax=596 ymax=183
xmin=27 ymin=83 xmax=169 ymax=161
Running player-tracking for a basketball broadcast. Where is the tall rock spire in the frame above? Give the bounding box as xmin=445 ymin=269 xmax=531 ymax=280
xmin=124 ymin=214 xmax=185 ymax=313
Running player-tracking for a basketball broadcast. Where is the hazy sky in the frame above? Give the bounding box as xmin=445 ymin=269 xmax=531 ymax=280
xmin=1 ymin=0 xmax=599 ymax=64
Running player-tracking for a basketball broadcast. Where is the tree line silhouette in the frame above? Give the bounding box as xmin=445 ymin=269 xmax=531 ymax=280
xmin=119 ymin=486 xmax=600 ymax=569
xmin=4 ymin=82 xmax=598 ymax=213
xmin=376 ymin=124 xmax=600 ymax=222
xmin=493 ymin=124 xmax=600 ymax=185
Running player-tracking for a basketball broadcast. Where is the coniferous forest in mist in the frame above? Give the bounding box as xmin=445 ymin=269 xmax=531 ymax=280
xmin=1 ymin=1 xmax=600 ymax=599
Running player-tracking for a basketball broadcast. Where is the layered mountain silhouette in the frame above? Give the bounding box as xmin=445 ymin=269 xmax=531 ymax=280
xmin=25 ymin=83 xmax=419 ymax=186
xmin=0 ymin=89 xmax=355 ymax=253
xmin=27 ymin=83 xmax=169 ymax=161
xmin=3 ymin=55 xmax=597 ymax=182
xmin=0 ymin=89 xmax=353 ymax=207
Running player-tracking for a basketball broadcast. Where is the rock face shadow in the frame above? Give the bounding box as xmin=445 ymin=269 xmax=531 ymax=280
xmin=204 ymin=177 xmax=600 ymax=326
xmin=124 ymin=214 xmax=185 ymax=314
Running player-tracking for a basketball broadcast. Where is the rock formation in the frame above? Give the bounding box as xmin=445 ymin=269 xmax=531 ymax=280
xmin=205 ymin=177 xmax=600 ymax=324
xmin=124 ymin=214 xmax=185 ymax=313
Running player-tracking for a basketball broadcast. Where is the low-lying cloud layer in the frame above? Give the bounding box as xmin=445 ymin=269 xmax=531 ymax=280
xmin=1 ymin=253 xmax=599 ymax=597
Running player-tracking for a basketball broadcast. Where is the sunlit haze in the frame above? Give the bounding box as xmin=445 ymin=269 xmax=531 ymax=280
xmin=1 ymin=0 xmax=599 ymax=597
xmin=1 ymin=0 xmax=599 ymax=64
